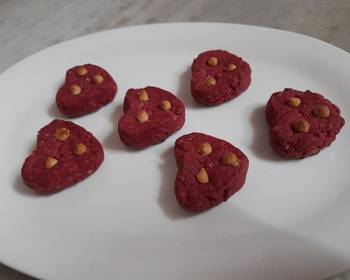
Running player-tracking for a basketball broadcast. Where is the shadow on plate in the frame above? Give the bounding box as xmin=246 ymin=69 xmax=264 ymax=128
xmin=157 ymin=147 xmax=199 ymax=220
xmin=202 ymin=207 xmax=348 ymax=279
xmin=176 ymin=65 xmax=205 ymax=110
xmin=0 ymin=263 xmax=37 ymax=280
xmin=13 ymin=174 xmax=39 ymax=198
xmin=47 ymin=102 xmax=65 ymax=119
xmin=14 ymin=139 xmax=42 ymax=197
xmin=249 ymin=105 xmax=285 ymax=162
xmin=103 ymin=103 xmax=138 ymax=152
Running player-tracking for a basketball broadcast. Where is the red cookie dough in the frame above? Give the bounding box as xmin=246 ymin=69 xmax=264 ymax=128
xmin=265 ymin=88 xmax=345 ymax=159
xmin=21 ymin=119 xmax=104 ymax=194
xmin=118 ymin=86 xmax=185 ymax=149
xmin=174 ymin=132 xmax=249 ymax=212
xmin=56 ymin=64 xmax=117 ymax=117
xmin=191 ymin=49 xmax=251 ymax=106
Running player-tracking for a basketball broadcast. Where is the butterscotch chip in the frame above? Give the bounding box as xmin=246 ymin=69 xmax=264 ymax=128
xmin=196 ymin=168 xmax=209 ymax=184
xmin=206 ymin=76 xmax=216 ymax=86
xmin=227 ymin=64 xmax=237 ymax=71
xmin=138 ymin=89 xmax=149 ymax=102
xmin=45 ymin=157 xmax=58 ymax=168
xmin=160 ymin=100 xmax=171 ymax=111
xmin=197 ymin=142 xmax=212 ymax=156
xmin=313 ymin=105 xmax=330 ymax=118
xmin=55 ymin=128 xmax=70 ymax=141
xmin=73 ymin=143 xmax=87 ymax=155
xmin=222 ymin=152 xmax=241 ymax=166
xmin=70 ymin=84 xmax=81 ymax=95
xmin=92 ymin=74 xmax=104 ymax=84
xmin=136 ymin=110 xmax=149 ymax=123
xmin=288 ymin=97 xmax=301 ymax=107
xmin=207 ymin=57 xmax=218 ymax=66
xmin=292 ymin=119 xmax=310 ymax=133
xmin=76 ymin=66 xmax=88 ymax=76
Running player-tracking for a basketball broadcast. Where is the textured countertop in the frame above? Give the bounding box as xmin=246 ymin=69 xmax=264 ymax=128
xmin=1 ymin=0 xmax=349 ymax=279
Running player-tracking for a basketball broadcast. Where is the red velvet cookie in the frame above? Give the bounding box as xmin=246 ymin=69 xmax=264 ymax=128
xmin=174 ymin=133 xmax=249 ymax=212
xmin=191 ymin=50 xmax=251 ymax=106
xmin=118 ymin=86 xmax=185 ymax=149
xmin=21 ymin=119 xmax=104 ymax=194
xmin=56 ymin=64 xmax=117 ymax=117
xmin=265 ymin=88 xmax=345 ymax=159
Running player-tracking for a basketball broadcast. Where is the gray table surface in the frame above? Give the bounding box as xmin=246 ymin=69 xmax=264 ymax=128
xmin=1 ymin=0 xmax=349 ymax=279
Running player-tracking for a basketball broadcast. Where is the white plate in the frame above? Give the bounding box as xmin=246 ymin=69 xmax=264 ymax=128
xmin=0 ymin=23 xmax=349 ymax=280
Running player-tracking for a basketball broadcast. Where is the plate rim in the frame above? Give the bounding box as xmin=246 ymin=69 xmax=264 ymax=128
xmin=1 ymin=21 xmax=350 ymax=77
xmin=0 ymin=22 xmax=349 ymax=280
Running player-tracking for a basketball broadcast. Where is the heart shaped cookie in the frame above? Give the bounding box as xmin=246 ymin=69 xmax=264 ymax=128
xmin=56 ymin=64 xmax=117 ymax=117
xmin=118 ymin=86 xmax=185 ymax=149
xmin=191 ymin=49 xmax=251 ymax=106
xmin=174 ymin=132 xmax=249 ymax=212
xmin=21 ymin=119 xmax=104 ymax=194
xmin=265 ymin=88 xmax=345 ymax=159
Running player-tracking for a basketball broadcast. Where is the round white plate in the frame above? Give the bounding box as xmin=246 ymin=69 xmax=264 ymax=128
xmin=0 ymin=23 xmax=349 ymax=280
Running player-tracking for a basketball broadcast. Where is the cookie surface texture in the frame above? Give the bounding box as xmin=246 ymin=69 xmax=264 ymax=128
xmin=174 ymin=132 xmax=249 ymax=212
xmin=191 ymin=50 xmax=251 ymax=105
xmin=265 ymin=88 xmax=345 ymax=159
xmin=118 ymin=86 xmax=185 ymax=149
xmin=56 ymin=64 xmax=117 ymax=117
xmin=21 ymin=119 xmax=104 ymax=193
